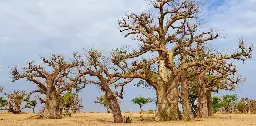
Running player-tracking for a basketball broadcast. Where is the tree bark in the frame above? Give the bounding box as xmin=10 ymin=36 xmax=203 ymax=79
xmin=197 ymin=87 xmax=208 ymax=118
xmin=155 ymin=83 xmax=179 ymax=121
xmin=42 ymin=92 xmax=61 ymax=119
xmin=207 ymin=91 xmax=213 ymax=116
xmin=168 ymin=83 xmax=179 ymax=120
xmin=102 ymin=82 xmax=123 ymax=123
xmin=155 ymin=60 xmax=179 ymax=121
xmin=7 ymin=99 xmax=21 ymax=114
xmin=181 ymin=74 xmax=193 ymax=121
xmin=197 ymin=71 xmax=209 ymax=118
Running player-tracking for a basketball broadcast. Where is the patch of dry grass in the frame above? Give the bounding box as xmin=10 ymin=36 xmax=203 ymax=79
xmin=0 ymin=112 xmax=256 ymax=126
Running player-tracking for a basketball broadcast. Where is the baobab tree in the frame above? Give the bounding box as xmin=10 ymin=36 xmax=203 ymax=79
xmin=0 ymin=87 xmax=27 ymax=114
xmin=11 ymin=53 xmax=86 ymax=119
xmin=79 ymin=49 xmax=133 ymax=123
xmin=185 ymin=45 xmax=247 ymax=117
xmin=116 ymin=0 xmax=252 ymax=121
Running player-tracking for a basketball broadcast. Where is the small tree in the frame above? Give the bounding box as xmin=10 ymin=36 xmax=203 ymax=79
xmin=212 ymin=96 xmax=222 ymax=113
xmin=221 ymin=94 xmax=238 ymax=113
xmin=95 ymin=94 xmax=111 ymax=113
xmin=60 ymin=91 xmax=82 ymax=113
xmin=25 ymin=100 xmax=37 ymax=113
xmin=131 ymin=96 xmax=153 ymax=112
xmin=0 ymin=97 xmax=8 ymax=111
xmin=61 ymin=91 xmax=76 ymax=108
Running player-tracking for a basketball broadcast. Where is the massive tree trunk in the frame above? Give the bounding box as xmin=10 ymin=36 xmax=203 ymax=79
xmin=101 ymin=82 xmax=123 ymax=123
xmin=155 ymin=84 xmax=179 ymax=121
xmin=207 ymin=91 xmax=213 ymax=116
xmin=155 ymin=60 xmax=179 ymax=121
xmin=168 ymin=82 xmax=180 ymax=120
xmin=197 ymin=72 xmax=208 ymax=118
xmin=42 ymin=91 xmax=61 ymax=119
xmin=181 ymin=73 xmax=193 ymax=121
xmin=197 ymin=87 xmax=208 ymax=118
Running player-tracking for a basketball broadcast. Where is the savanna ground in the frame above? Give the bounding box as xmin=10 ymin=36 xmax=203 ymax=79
xmin=0 ymin=112 xmax=255 ymax=126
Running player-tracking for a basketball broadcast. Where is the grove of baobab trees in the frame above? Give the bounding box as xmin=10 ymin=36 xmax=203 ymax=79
xmin=1 ymin=0 xmax=253 ymax=123
xmin=115 ymin=0 xmax=252 ymax=121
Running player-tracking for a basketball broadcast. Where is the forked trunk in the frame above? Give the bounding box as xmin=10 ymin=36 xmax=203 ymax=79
xmin=42 ymin=92 xmax=61 ymax=119
xmin=181 ymin=74 xmax=193 ymax=121
xmin=102 ymin=82 xmax=123 ymax=123
xmin=197 ymin=87 xmax=208 ymax=118
xmin=207 ymin=91 xmax=213 ymax=116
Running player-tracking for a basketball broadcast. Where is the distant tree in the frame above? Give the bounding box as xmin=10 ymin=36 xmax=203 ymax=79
xmin=237 ymin=101 xmax=246 ymax=113
xmin=221 ymin=94 xmax=238 ymax=113
xmin=11 ymin=53 xmax=86 ymax=119
xmin=60 ymin=91 xmax=82 ymax=113
xmin=0 ymin=96 xmax=8 ymax=110
xmin=95 ymin=94 xmax=111 ymax=113
xmin=25 ymin=100 xmax=37 ymax=113
xmin=212 ymin=96 xmax=222 ymax=113
xmin=61 ymin=91 xmax=76 ymax=109
xmin=131 ymin=96 xmax=153 ymax=112
xmin=0 ymin=87 xmax=27 ymax=114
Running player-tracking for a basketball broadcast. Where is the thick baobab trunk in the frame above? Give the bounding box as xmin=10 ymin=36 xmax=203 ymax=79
xmin=42 ymin=92 xmax=61 ymax=119
xmin=155 ymin=60 xmax=179 ymax=121
xmin=102 ymin=82 xmax=123 ymax=123
xmin=197 ymin=88 xmax=208 ymax=118
xmin=181 ymin=74 xmax=193 ymax=121
xmin=168 ymin=83 xmax=179 ymax=120
xmin=197 ymin=71 xmax=208 ymax=118
xmin=207 ymin=91 xmax=213 ymax=116
xmin=155 ymin=83 xmax=179 ymax=121
xmin=8 ymin=99 xmax=21 ymax=114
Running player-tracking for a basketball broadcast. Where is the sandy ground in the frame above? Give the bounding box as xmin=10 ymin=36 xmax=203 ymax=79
xmin=0 ymin=112 xmax=256 ymax=126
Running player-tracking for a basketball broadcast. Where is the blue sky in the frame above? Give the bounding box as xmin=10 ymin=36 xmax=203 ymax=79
xmin=0 ymin=0 xmax=256 ymax=112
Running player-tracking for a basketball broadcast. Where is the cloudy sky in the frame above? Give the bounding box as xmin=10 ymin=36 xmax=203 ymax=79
xmin=0 ymin=0 xmax=256 ymax=112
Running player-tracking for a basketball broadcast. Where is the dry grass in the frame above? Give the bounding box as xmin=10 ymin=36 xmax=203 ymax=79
xmin=0 ymin=112 xmax=256 ymax=126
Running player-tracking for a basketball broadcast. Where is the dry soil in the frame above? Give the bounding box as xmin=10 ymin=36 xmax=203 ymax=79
xmin=0 ymin=112 xmax=255 ymax=126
